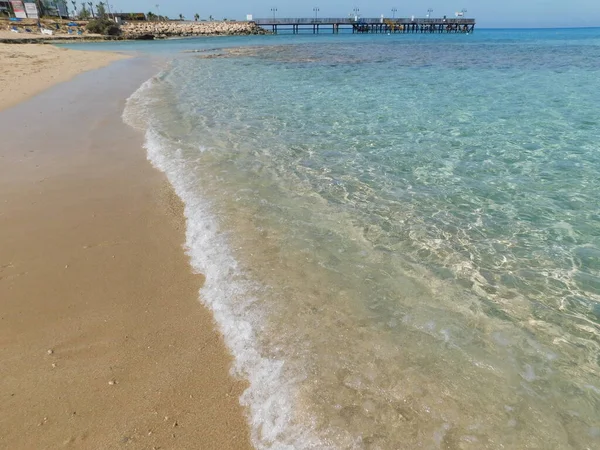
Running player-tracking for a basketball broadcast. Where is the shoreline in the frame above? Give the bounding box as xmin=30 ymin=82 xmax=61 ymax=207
xmin=0 ymin=43 xmax=129 ymax=111
xmin=0 ymin=36 xmax=120 ymax=43
xmin=0 ymin=53 xmax=252 ymax=448
xmin=0 ymin=19 xmax=268 ymax=43
xmin=0 ymin=33 xmax=263 ymax=45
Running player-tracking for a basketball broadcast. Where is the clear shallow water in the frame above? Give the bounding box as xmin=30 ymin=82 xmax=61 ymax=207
xmin=122 ymin=29 xmax=600 ymax=449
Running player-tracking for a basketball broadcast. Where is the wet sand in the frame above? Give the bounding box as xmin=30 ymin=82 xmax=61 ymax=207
xmin=0 ymin=58 xmax=252 ymax=449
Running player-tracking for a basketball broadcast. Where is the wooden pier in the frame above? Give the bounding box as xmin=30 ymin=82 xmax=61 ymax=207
xmin=254 ymin=17 xmax=475 ymax=35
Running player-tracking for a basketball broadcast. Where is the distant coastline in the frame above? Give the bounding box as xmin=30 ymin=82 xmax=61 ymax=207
xmin=0 ymin=18 xmax=268 ymax=44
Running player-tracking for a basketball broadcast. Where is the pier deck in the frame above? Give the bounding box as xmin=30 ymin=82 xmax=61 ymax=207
xmin=254 ymin=17 xmax=476 ymax=34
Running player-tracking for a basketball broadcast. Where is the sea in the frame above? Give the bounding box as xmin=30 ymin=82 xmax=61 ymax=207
xmin=68 ymin=28 xmax=600 ymax=449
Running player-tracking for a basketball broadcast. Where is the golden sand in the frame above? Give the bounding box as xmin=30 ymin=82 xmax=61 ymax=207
xmin=0 ymin=43 xmax=128 ymax=111
xmin=0 ymin=51 xmax=252 ymax=449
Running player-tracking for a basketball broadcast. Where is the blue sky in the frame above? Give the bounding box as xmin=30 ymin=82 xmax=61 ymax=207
xmin=107 ymin=1 xmax=599 ymax=28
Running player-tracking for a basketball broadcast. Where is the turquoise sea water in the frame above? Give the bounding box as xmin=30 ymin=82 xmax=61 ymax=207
xmin=110 ymin=29 xmax=600 ymax=448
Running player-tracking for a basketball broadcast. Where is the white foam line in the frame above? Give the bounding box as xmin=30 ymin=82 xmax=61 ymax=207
xmin=123 ymin=75 xmax=326 ymax=449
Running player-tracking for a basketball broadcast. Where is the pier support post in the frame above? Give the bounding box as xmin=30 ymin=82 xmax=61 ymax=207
xmin=257 ymin=18 xmax=475 ymax=37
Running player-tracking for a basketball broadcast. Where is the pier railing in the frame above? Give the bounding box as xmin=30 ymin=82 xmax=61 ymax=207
xmin=253 ymin=17 xmax=475 ymax=34
xmin=254 ymin=17 xmax=475 ymax=25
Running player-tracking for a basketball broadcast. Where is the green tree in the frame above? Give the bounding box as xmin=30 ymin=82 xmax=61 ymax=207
xmin=194 ymin=13 xmax=199 ymax=21
xmin=79 ymin=3 xmax=90 ymax=19
xmin=209 ymin=15 xmax=213 ymax=21
xmin=179 ymin=13 xmax=184 ymax=21
xmin=96 ymin=2 xmax=106 ymax=18
xmin=146 ymin=11 xmax=156 ymax=21
xmin=87 ymin=1 xmax=94 ymax=18
xmin=86 ymin=16 xmax=120 ymax=35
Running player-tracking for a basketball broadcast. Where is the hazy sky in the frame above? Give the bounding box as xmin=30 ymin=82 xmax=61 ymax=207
xmin=108 ymin=1 xmax=599 ymax=28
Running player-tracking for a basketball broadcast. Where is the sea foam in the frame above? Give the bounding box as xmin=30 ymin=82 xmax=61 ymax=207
xmin=123 ymin=75 xmax=325 ymax=449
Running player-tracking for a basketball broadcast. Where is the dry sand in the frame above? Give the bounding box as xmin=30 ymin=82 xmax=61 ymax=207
xmin=0 ymin=53 xmax=252 ymax=448
xmin=0 ymin=43 xmax=127 ymax=111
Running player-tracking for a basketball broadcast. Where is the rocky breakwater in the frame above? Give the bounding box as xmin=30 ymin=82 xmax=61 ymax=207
xmin=121 ymin=20 xmax=268 ymax=39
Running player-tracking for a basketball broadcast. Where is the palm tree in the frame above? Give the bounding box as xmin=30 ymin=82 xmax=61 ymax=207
xmin=209 ymin=15 xmax=213 ymax=21
xmin=55 ymin=0 xmax=68 ymax=18
xmin=194 ymin=13 xmax=199 ymax=21
xmin=34 ymin=0 xmax=46 ymax=17
xmin=147 ymin=11 xmax=156 ymax=21
xmin=179 ymin=13 xmax=184 ymax=21
xmin=87 ymin=1 xmax=94 ymax=18
xmin=80 ymin=2 xmax=90 ymax=19
xmin=96 ymin=2 xmax=106 ymax=18
xmin=71 ymin=0 xmax=78 ymax=18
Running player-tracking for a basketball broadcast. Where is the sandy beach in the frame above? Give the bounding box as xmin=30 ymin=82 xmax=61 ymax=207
xmin=0 ymin=48 xmax=252 ymax=448
xmin=0 ymin=43 xmax=126 ymax=111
